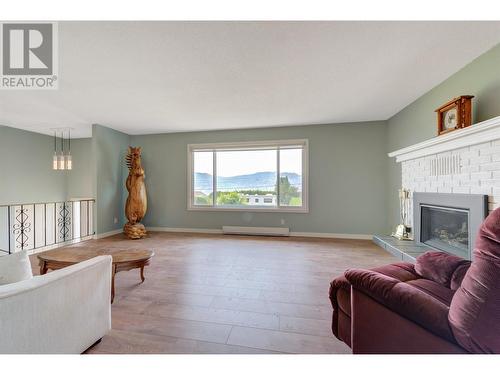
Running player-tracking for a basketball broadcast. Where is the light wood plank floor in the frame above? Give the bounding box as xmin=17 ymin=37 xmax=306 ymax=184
xmin=31 ymin=232 xmax=396 ymax=354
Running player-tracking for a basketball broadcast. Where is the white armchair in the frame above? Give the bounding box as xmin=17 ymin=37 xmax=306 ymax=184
xmin=0 ymin=255 xmax=112 ymax=354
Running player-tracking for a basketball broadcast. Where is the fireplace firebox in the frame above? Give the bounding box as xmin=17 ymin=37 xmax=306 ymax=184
xmin=420 ymin=205 xmax=469 ymax=258
xmin=414 ymin=193 xmax=488 ymax=260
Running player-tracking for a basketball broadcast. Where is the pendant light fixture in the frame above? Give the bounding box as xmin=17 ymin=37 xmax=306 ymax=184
xmin=51 ymin=127 xmax=73 ymax=170
xmin=58 ymin=131 xmax=65 ymax=170
xmin=65 ymin=129 xmax=72 ymax=170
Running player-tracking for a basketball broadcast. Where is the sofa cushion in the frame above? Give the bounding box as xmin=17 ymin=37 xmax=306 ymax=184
xmin=415 ymin=251 xmax=470 ymax=288
xmin=450 ymin=263 xmax=471 ymax=291
xmin=345 ymin=268 xmax=456 ymax=343
xmin=449 ymin=207 xmax=500 ymax=354
xmin=351 ymin=289 xmax=467 ymax=354
xmin=370 ymin=262 xmax=420 ymax=282
xmin=406 ymin=279 xmax=455 ymax=306
xmin=0 ymin=250 xmax=33 ymax=286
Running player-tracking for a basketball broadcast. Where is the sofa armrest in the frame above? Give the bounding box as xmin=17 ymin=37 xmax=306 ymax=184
xmin=329 ymin=275 xmax=352 ymax=342
xmin=415 ymin=251 xmax=471 ymax=288
xmin=329 ymin=262 xmax=417 ymax=311
xmin=0 ymin=255 xmax=112 ymax=354
xmin=329 ymin=275 xmax=350 ymax=310
xmin=345 ymin=269 xmax=455 ymax=343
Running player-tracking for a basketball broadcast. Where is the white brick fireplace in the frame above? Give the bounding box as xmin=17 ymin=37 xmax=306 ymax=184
xmin=389 ymin=115 xmax=500 ymax=229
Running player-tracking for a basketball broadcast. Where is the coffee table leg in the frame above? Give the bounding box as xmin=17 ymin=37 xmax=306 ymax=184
xmin=111 ymin=264 xmax=117 ymax=304
xmin=140 ymin=265 xmax=145 ymax=283
xmin=39 ymin=260 xmax=48 ymax=275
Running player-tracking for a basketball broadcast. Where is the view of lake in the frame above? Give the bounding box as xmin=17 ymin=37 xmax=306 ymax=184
xmin=194 ymin=171 xmax=302 ymax=194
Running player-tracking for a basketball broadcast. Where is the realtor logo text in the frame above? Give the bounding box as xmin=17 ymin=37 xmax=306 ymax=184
xmin=0 ymin=22 xmax=58 ymax=89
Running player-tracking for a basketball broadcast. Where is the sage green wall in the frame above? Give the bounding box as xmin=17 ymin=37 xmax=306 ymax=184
xmin=131 ymin=121 xmax=388 ymax=235
xmin=92 ymin=124 xmax=130 ymax=234
xmin=0 ymin=125 xmax=67 ymax=205
xmin=386 ymin=43 xmax=500 ymax=232
xmin=0 ymin=126 xmax=95 ymax=205
xmin=0 ymin=123 xmax=129 ymax=235
xmin=66 ymin=138 xmax=94 ymax=199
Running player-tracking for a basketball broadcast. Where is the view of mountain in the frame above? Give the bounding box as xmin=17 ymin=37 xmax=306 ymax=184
xmin=194 ymin=172 xmax=301 ymax=194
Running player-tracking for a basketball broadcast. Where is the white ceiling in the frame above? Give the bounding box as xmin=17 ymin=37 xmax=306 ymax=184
xmin=1 ymin=21 xmax=500 ymax=138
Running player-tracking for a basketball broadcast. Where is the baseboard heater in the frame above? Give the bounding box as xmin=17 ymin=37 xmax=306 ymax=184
xmin=222 ymin=226 xmax=290 ymax=237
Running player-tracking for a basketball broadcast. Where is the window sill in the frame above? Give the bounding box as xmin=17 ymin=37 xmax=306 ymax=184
xmin=187 ymin=206 xmax=309 ymax=213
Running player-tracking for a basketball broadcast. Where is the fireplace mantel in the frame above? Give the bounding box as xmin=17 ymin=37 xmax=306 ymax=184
xmin=388 ymin=115 xmax=500 ymax=163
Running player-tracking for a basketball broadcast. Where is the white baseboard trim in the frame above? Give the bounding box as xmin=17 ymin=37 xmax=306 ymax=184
xmin=94 ymin=229 xmax=123 ymax=239
xmin=147 ymin=226 xmax=223 ymax=234
xmin=222 ymin=226 xmax=289 ymax=236
xmin=290 ymin=232 xmax=373 ymax=240
xmin=146 ymin=226 xmax=372 ymax=240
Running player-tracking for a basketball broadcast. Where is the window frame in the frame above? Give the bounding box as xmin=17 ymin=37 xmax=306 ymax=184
xmin=187 ymin=139 xmax=309 ymax=213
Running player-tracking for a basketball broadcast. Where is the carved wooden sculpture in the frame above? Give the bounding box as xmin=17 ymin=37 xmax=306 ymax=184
xmin=124 ymin=146 xmax=148 ymax=239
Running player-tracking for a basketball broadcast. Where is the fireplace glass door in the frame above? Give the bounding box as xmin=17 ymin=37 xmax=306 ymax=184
xmin=420 ymin=205 xmax=469 ymax=258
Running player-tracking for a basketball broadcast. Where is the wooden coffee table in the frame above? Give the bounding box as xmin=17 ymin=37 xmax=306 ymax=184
xmin=37 ymin=247 xmax=154 ymax=303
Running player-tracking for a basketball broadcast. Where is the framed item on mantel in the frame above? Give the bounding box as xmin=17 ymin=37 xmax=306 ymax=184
xmin=435 ymin=95 xmax=474 ymax=136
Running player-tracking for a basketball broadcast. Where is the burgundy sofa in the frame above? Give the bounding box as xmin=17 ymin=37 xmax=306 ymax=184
xmin=329 ymin=207 xmax=500 ymax=354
